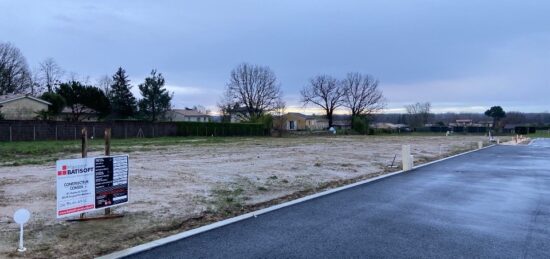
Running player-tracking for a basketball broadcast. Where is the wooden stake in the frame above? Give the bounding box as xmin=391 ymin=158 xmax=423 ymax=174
xmin=81 ymin=128 xmax=88 ymax=158
xmin=105 ymin=128 xmax=111 ymax=156
xmin=80 ymin=128 xmax=88 ymax=219
xmin=71 ymin=127 xmax=123 ymax=222
xmin=104 ymin=128 xmax=111 ymax=216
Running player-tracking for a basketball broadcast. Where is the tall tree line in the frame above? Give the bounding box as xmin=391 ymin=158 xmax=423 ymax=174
xmin=0 ymin=41 xmax=173 ymax=121
xmin=300 ymin=72 xmax=385 ymax=127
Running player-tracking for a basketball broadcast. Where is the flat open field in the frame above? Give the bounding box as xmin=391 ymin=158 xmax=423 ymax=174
xmin=0 ymin=135 xmax=495 ymax=258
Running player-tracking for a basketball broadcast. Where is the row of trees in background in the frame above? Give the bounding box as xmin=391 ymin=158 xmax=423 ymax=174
xmin=405 ymin=102 xmax=432 ymax=128
xmin=403 ymin=103 xmax=510 ymax=130
xmin=0 ymin=42 xmax=173 ymax=121
xmin=218 ymin=63 xmax=385 ymax=132
xmin=375 ymin=111 xmax=550 ymax=127
xmin=301 ymin=73 xmax=384 ymax=128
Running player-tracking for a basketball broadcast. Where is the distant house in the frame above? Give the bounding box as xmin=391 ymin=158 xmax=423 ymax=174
xmin=284 ymin=113 xmax=328 ymax=130
xmin=449 ymin=119 xmax=493 ymax=128
xmin=0 ymin=94 xmax=51 ymax=120
xmin=332 ymin=115 xmax=352 ymax=130
xmin=58 ymin=104 xmax=100 ymax=121
xmin=169 ymin=108 xmax=211 ymax=122
xmin=372 ymin=122 xmax=409 ymax=130
xmin=477 ymin=120 xmax=494 ymax=128
xmin=454 ymin=119 xmax=473 ymax=126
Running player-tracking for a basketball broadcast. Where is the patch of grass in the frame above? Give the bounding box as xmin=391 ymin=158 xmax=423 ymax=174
xmin=210 ymin=187 xmax=246 ymax=215
xmin=528 ymin=131 xmax=550 ymax=138
xmin=0 ymin=136 xmax=260 ymax=166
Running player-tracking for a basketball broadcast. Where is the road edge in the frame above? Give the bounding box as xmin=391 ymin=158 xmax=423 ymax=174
xmin=97 ymin=144 xmax=496 ymax=259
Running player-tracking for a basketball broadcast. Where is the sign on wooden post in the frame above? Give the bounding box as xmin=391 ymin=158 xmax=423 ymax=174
xmin=56 ymin=155 xmax=129 ymax=219
xmin=56 ymin=127 xmax=127 ymax=220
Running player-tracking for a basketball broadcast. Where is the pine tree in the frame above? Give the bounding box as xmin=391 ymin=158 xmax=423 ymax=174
xmin=138 ymin=70 xmax=172 ymax=121
xmin=110 ymin=67 xmax=137 ymax=118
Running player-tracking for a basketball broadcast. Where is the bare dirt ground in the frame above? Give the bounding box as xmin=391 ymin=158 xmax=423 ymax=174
xmin=0 ymin=135 xmax=492 ymax=258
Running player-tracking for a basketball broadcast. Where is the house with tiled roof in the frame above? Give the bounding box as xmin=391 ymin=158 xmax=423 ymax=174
xmin=0 ymin=94 xmax=51 ymax=120
xmin=168 ymin=108 xmax=211 ymax=122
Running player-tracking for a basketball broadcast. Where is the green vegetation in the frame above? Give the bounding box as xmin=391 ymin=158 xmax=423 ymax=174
xmin=109 ymin=67 xmax=138 ymax=119
xmin=528 ymin=131 xmax=550 ymax=138
xmin=0 ymin=136 xmax=252 ymax=166
xmin=210 ymin=187 xmax=246 ymax=215
xmin=40 ymin=92 xmax=66 ymax=118
xmin=351 ymin=115 xmax=369 ymax=135
xmin=138 ymin=70 xmax=172 ymax=121
xmin=176 ymin=121 xmax=268 ymax=137
xmin=484 ymin=106 xmax=506 ymax=129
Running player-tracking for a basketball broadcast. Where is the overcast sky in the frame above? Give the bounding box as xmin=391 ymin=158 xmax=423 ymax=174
xmin=1 ymin=0 xmax=549 ymax=114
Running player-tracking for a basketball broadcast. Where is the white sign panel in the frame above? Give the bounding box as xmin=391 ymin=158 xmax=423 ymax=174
xmin=56 ymin=155 xmax=129 ymax=218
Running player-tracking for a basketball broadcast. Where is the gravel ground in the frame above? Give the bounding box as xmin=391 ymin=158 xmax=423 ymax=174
xmin=0 ymin=135 xmax=490 ymax=258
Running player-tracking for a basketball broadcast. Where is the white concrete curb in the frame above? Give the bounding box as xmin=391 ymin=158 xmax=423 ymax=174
xmin=528 ymin=138 xmax=540 ymax=146
xmin=97 ymin=144 xmax=496 ymax=259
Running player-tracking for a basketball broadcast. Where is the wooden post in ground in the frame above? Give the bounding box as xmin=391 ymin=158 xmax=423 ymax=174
xmin=80 ymin=128 xmax=88 ymax=219
xmin=104 ymin=128 xmax=111 ymax=216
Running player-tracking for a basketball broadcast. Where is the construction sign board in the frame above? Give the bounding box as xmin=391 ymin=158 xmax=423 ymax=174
xmin=56 ymin=155 xmax=129 ymax=218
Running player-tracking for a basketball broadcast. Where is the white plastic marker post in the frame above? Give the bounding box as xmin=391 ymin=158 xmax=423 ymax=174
xmin=402 ymin=145 xmax=412 ymax=171
xmin=14 ymin=208 xmax=30 ymax=252
xmin=478 ymin=141 xmax=483 ymax=149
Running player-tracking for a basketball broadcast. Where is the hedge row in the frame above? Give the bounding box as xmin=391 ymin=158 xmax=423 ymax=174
xmin=514 ymin=126 xmax=536 ymax=135
xmin=175 ymin=122 xmax=268 ymax=137
xmin=414 ymin=126 xmax=489 ymax=133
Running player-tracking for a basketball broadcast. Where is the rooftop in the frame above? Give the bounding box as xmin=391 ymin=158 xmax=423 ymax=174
xmin=0 ymin=94 xmax=52 ymax=106
xmin=172 ymin=109 xmax=210 ymax=117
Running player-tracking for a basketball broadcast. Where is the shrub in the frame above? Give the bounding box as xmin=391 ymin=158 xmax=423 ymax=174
xmin=515 ymin=126 xmax=528 ymax=135
xmin=351 ymin=115 xmax=369 ymax=135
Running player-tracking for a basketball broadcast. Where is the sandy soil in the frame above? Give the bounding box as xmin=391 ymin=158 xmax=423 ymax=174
xmin=0 ymin=135 xmax=490 ymax=258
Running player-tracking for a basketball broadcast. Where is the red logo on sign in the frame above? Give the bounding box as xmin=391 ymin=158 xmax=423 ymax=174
xmin=57 ymin=165 xmax=67 ymax=176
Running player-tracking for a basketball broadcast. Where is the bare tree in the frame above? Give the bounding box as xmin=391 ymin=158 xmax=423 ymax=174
xmin=502 ymin=111 xmax=525 ymax=125
xmin=272 ymin=99 xmax=287 ymax=137
xmin=223 ymin=63 xmax=283 ymax=121
xmin=342 ymin=72 xmax=384 ymax=117
xmin=0 ymin=42 xmax=32 ymax=95
xmin=301 ymin=75 xmax=345 ymax=127
xmin=30 ymin=69 xmax=46 ymax=96
xmin=38 ymin=57 xmax=64 ymax=93
xmin=217 ymin=94 xmax=235 ymax=122
xmin=405 ymin=102 xmax=432 ymax=128
xmin=97 ymin=74 xmax=113 ymax=98
xmin=67 ymin=72 xmax=90 ymax=84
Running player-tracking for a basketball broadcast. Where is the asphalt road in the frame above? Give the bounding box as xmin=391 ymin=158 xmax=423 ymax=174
xmin=128 ymin=139 xmax=550 ymax=258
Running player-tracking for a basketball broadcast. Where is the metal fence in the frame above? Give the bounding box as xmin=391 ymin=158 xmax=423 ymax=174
xmin=0 ymin=120 xmax=177 ymax=141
